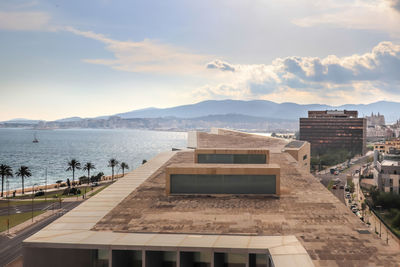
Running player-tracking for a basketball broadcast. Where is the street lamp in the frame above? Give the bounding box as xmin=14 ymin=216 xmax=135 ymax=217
xmin=31 ymin=183 xmax=38 ymax=222
xmin=6 ymin=179 xmax=10 ymax=233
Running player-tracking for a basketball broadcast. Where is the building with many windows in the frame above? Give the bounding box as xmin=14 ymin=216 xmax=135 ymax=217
xmin=23 ymin=129 xmax=400 ymax=267
xmin=300 ymin=110 xmax=366 ymax=155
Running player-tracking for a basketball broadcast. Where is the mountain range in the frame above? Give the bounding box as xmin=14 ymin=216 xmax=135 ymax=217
xmin=2 ymin=100 xmax=400 ymax=131
xmin=113 ymin=99 xmax=399 ymax=121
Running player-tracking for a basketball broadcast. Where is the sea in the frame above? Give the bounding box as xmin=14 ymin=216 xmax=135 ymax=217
xmin=0 ymin=128 xmax=187 ymax=190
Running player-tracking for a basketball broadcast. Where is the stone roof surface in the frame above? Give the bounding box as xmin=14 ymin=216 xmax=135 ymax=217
xmin=93 ymin=131 xmax=400 ymax=266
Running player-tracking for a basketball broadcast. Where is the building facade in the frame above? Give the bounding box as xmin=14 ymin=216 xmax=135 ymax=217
xmin=299 ymin=110 xmax=366 ymax=155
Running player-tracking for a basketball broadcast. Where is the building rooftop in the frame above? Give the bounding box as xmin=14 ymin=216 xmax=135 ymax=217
xmin=24 ymin=130 xmax=400 ymax=267
xmin=284 ymin=140 xmax=306 ymax=149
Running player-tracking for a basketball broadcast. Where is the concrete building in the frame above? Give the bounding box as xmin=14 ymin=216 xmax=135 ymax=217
xmin=366 ymin=112 xmax=385 ymax=127
xmin=23 ymin=129 xmax=400 ymax=267
xmin=373 ymin=139 xmax=400 ymax=154
xmin=376 ymin=160 xmax=400 ymax=194
xmin=299 ymin=110 xmax=366 ymax=155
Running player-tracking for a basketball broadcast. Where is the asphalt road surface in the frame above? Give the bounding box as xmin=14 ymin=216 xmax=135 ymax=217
xmin=0 ymin=201 xmax=57 ymax=216
xmin=316 ymin=156 xmax=369 ymax=204
xmin=0 ymin=201 xmax=81 ymax=266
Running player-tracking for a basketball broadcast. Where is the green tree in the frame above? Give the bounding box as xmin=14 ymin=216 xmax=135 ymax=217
xmin=66 ymin=159 xmax=81 ymax=184
xmin=83 ymin=162 xmax=96 ymax=185
xmin=120 ymin=162 xmax=129 ymax=177
xmin=15 ymin=166 xmax=32 ymax=195
xmin=108 ymin=158 xmax=119 ymax=180
xmin=0 ymin=164 xmax=13 ymax=197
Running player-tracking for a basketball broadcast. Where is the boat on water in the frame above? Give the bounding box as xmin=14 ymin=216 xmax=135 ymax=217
xmin=32 ymin=133 xmax=39 ymax=143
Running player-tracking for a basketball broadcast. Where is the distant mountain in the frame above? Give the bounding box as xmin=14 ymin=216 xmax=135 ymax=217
xmin=114 ymin=100 xmax=400 ymax=122
xmin=55 ymin=117 xmax=83 ymax=122
xmin=3 ymin=100 xmax=400 ymax=131
xmin=1 ymin=118 xmax=42 ymax=124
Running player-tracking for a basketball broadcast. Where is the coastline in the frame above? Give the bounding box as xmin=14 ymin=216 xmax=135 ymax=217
xmin=1 ymin=173 xmax=123 ymax=197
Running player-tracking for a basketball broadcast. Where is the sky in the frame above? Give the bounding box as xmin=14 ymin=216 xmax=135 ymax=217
xmin=0 ymin=0 xmax=400 ymax=121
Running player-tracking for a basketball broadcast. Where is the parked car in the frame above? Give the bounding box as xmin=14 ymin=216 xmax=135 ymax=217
xmin=332 ymin=185 xmax=337 ymax=189
xmin=34 ymin=190 xmax=44 ymax=197
xmin=340 ymin=185 xmax=344 ymax=189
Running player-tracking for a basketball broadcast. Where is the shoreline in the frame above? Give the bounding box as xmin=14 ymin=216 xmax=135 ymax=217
xmin=1 ymin=173 xmax=123 ymax=197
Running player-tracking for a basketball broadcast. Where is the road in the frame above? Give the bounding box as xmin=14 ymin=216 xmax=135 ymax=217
xmin=0 ymin=201 xmax=57 ymax=216
xmin=0 ymin=201 xmax=81 ymax=266
xmin=316 ymin=156 xmax=369 ymax=204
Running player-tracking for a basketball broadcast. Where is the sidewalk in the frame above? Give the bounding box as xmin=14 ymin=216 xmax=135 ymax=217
xmin=351 ymin=171 xmax=400 ymax=249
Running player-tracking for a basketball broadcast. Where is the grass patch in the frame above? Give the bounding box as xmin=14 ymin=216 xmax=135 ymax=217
xmin=327 ymin=180 xmax=334 ymax=190
xmin=0 ymin=210 xmax=45 ymax=232
xmin=378 ymin=209 xmax=400 ymax=237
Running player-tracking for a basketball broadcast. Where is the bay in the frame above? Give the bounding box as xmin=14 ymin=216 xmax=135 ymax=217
xmin=0 ymin=128 xmax=187 ymax=190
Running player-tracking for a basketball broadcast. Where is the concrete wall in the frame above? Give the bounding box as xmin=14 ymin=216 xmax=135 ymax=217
xmin=283 ymin=142 xmax=310 ymax=172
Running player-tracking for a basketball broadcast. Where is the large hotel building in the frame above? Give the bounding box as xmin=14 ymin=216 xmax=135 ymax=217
xmin=23 ymin=129 xmax=399 ymax=266
xmin=299 ymin=110 xmax=367 ymax=155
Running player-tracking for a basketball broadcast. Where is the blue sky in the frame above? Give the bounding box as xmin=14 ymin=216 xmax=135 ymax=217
xmin=0 ymin=0 xmax=399 ymax=120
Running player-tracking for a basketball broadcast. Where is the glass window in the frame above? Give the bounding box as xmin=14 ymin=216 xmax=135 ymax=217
xmin=180 ymin=251 xmax=211 ymax=267
xmin=197 ymin=154 xmax=266 ymax=164
xmin=112 ymin=250 xmax=142 ymax=267
xmin=170 ymin=174 xmax=276 ymax=194
xmin=214 ymin=253 xmax=247 ymax=267
xmin=146 ymin=251 xmax=176 ymax=267
xmin=249 ymin=254 xmax=268 ymax=267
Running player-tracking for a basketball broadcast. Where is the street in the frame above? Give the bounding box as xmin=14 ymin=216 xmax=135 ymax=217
xmin=0 ymin=201 xmax=57 ymax=217
xmin=0 ymin=201 xmax=81 ymax=266
xmin=316 ymin=155 xmax=369 ymax=204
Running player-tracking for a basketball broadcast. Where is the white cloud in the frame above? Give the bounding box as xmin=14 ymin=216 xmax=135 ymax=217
xmin=196 ymin=41 xmax=400 ymax=104
xmin=64 ymin=27 xmax=211 ymax=74
xmin=0 ymin=11 xmax=51 ymax=31
xmin=292 ymin=0 xmax=400 ymax=37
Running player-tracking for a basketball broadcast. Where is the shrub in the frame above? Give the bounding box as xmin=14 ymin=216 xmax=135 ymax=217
xmin=393 ymin=212 xmax=400 ymax=229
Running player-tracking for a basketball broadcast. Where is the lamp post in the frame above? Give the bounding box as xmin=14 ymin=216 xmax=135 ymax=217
xmin=31 ymin=183 xmax=38 ymax=222
xmin=6 ymin=179 xmax=10 ymax=233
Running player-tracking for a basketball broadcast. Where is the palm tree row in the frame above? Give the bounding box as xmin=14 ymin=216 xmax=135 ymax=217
xmin=0 ymin=158 xmax=130 ymax=197
xmin=1 ymin=164 xmax=32 ymax=197
xmin=67 ymin=158 xmax=129 ymax=184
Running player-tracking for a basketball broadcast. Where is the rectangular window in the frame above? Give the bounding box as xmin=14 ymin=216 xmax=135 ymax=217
xmin=214 ymin=253 xmax=247 ymax=267
xmin=112 ymin=250 xmax=142 ymax=267
xmin=197 ymin=154 xmax=267 ymax=164
xmin=170 ymin=174 xmax=276 ymax=195
xmin=146 ymin=251 xmax=176 ymax=267
xmin=180 ymin=251 xmax=211 ymax=267
xmin=249 ymin=254 xmax=268 ymax=267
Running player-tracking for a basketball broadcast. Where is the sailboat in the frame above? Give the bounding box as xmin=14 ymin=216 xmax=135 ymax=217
xmin=32 ymin=132 xmax=39 ymax=143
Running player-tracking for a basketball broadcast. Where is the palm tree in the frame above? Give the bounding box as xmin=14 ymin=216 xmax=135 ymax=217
xmin=83 ymin=162 xmax=96 ymax=185
xmin=15 ymin=166 xmax=32 ymax=195
xmin=0 ymin=164 xmax=13 ymax=197
xmin=120 ymin=162 xmax=129 ymax=177
xmin=66 ymin=159 xmax=81 ymax=185
xmin=108 ymin=158 xmax=119 ymax=180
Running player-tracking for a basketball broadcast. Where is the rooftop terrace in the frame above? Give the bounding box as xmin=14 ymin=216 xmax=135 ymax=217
xmin=24 ymin=130 xmax=400 ymax=267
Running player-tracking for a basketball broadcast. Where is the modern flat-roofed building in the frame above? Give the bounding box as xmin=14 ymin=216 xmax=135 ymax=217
xmin=23 ymin=129 xmax=400 ymax=267
xmin=300 ymin=110 xmax=366 ymax=155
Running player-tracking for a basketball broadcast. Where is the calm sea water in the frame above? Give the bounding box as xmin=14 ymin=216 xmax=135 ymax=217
xmin=0 ymin=128 xmax=187 ymax=190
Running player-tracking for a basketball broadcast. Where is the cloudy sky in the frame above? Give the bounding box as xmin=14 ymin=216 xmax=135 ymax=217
xmin=0 ymin=0 xmax=400 ymax=120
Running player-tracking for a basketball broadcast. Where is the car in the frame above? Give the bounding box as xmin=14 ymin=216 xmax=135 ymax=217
xmin=340 ymin=185 xmax=344 ymax=189
xmin=352 ymin=207 xmax=358 ymax=213
xmin=332 ymin=185 xmax=337 ymax=189
xmin=345 ymin=187 xmax=350 ymax=192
